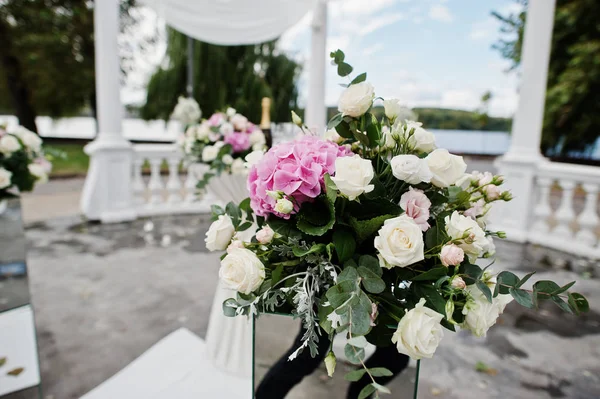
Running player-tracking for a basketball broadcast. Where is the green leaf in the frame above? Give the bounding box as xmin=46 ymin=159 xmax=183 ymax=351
xmin=533 ymin=280 xmax=561 ymax=295
xmin=552 ymin=281 xmax=576 ymax=295
xmin=412 ymin=267 xmax=449 ymax=281
xmin=358 ymin=266 xmax=385 ymax=294
xmin=568 ymin=292 xmax=589 ymax=314
xmin=345 ymin=368 xmax=368 ymax=382
xmin=271 ymin=264 xmax=284 ymax=285
xmin=351 ymin=72 xmax=367 ymax=85
xmin=338 ymin=266 xmax=359 ymax=284
xmin=237 ymin=221 xmax=253 ymax=231
xmin=292 ymin=243 xmax=326 ymax=257
xmin=372 ymin=382 xmax=391 ymax=394
xmin=495 ymin=271 xmax=519 ymax=294
xmin=551 ymin=295 xmax=573 ymax=314
xmin=239 ymin=197 xmax=251 ymax=211
xmin=509 ymin=288 xmax=534 ymax=308
xmin=336 ymin=120 xmax=354 ymax=138
xmin=365 ymin=119 xmax=379 ymax=147
xmin=425 ymin=223 xmax=449 ymax=250
xmin=369 ymin=367 xmax=393 ymax=377
xmin=222 ymin=299 xmax=238 ymax=317
xmin=351 ymin=307 xmax=372 ymax=336
xmin=347 ymin=335 xmax=368 ymax=348
xmin=326 ymin=287 xmax=353 ymax=309
xmin=268 ymin=218 xmax=301 ymax=239
xmin=358 ymin=384 xmax=376 ymax=399
xmin=338 ymin=62 xmax=354 ymax=77
xmin=415 ymin=284 xmax=446 ymax=315
xmin=344 ymin=343 xmax=366 ymax=365
xmin=352 ymin=129 xmax=370 ymax=146
xmin=462 ymin=263 xmax=483 ymax=285
xmin=226 ymin=201 xmax=242 ymax=223
xmin=333 ymin=229 xmax=356 ymax=263
xmin=358 ymin=255 xmax=382 ymax=277
xmin=211 ymin=204 xmax=225 ymax=217
xmin=324 ymin=174 xmax=338 ymax=204
xmin=297 ymin=197 xmax=336 ymax=236
xmin=330 ymin=49 xmax=345 ymax=63
xmin=348 ymin=214 xmax=394 ymax=243
xmin=515 ymin=271 xmax=536 ymax=288
xmin=476 ymin=280 xmax=493 ymax=303
xmin=6 ymin=367 xmax=24 ymax=377
xmin=0 ymin=357 xmax=5 ymax=367
xmin=327 ymin=112 xmax=344 ymax=129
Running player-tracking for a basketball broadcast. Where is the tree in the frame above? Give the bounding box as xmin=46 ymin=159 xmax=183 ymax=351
xmin=493 ymin=0 xmax=600 ymax=158
xmin=140 ymin=29 xmax=302 ymax=123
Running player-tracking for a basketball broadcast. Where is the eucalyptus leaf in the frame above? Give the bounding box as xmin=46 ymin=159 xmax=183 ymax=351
xmin=369 ymin=367 xmax=393 ymax=377
xmin=568 ymin=292 xmax=589 ymax=314
xmin=271 ymin=264 xmax=284 ymax=285
xmin=358 ymin=255 xmax=382 ymax=277
xmin=551 ymin=295 xmax=573 ymax=314
xmin=413 ymin=267 xmax=449 ymax=282
xmin=358 ymin=266 xmax=385 ymax=294
xmin=347 ymin=335 xmax=368 ymax=348
xmin=476 ymin=280 xmax=493 ymax=303
xmin=515 ymin=271 xmax=536 ymax=288
xmin=222 ymin=299 xmax=238 ymax=317
xmin=344 ymin=343 xmax=366 ymax=365
xmin=327 ymin=113 xmax=344 ymax=129
xmin=351 ymin=306 xmax=372 ymax=335
xmin=344 ymin=368 xmax=368 ymax=382
xmin=358 ymin=384 xmax=376 ymax=399
xmin=509 ymin=288 xmax=534 ymax=308
xmin=351 ymin=72 xmax=367 ymax=85
xmin=495 ymin=270 xmax=519 ymax=294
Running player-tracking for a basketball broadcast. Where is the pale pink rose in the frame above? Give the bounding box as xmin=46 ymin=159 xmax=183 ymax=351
xmin=484 ymin=184 xmax=502 ymax=201
xmin=464 ymin=199 xmax=486 ymax=219
xmin=440 ymin=244 xmax=465 ymax=267
xmin=477 ymin=171 xmax=494 ymax=186
xmin=450 ymin=276 xmax=466 ymax=290
xmin=208 ymin=112 xmax=225 ymax=127
xmin=255 ymin=225 xmax=275 ymax=244
xmin=226 ymin=240 xmax=244 ymax=253
xmin=369 ymin=303 xmax=378 ymax=327
xmin=399 ymin=187 xmax=431 ymax=231
xmin=34 ymin=157 xmax=52 ymax=174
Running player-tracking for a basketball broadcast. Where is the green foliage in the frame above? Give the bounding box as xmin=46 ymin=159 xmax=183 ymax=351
xmin=296 ymin=196 xmax=336 ymax=236
xmin=141 ymin=33 xmax=301 ymax=123
xmin=333 ymin=229 xmax=356 ymax=263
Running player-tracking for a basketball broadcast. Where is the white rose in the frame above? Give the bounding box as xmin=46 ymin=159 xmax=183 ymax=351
xmin=0 ymin=167 xmax=12 ymax=189
xmin=219 ymin=248 xmax=265 ymax=295
xmin=256 ymin=225 xmax=275 ymax=244
xmin=245 ymin=150 xmax=264 ymax=167
xmin=374 ymin=214 xmax=425 ymax=268
xmin=392 ymin=298 xmax=444 ymax=359
xmin=0 ymin=135 xmax=21 ymax=156
xmin=202 ymin=145 xmax=219 ymax=162
xmin=462 ymin=286 xmax=513 ymax=337
xmin=425 ymin=149 xmax=467 ymax=188
xmin=444 ymin=211 xmax=489 ymax=262
xmin=403 ymin=121 xmax=436 ymax=153
xmin=390 ymin=155 xmax=432 ymax=184
xmin=220 ymin=122 xmax=234 ymax=135
xmin=275 ymin=198 xmax=294 ymax=214
xmin=455 ymin=173 xmax=476 ymax=189
xmin=249 ymin=129 xmax=266 ymax=146
xmin=324 ymin=128 xmax=342 ymax=144
xmin=338 ymin=82 xmax=375 ymax=117
xmin=14 ymin=127 xmax=42 ymax=152
xmin=28 ymin=163 xmax=48 ymax=183
xmin=205 ymin=214 xmax=235 ymax=251
xmin=383 ymin=98 xmax=402 ymax=121
xmin=230 ymin=114 xmax=248 ymax=131
xmin=195 ymin=123 xmax=211 ymax=141
xmin=330 ymin=155 xmax=374 ymax=200
xmin=226 ymin=107 xmax=237 ymax=117
xmin=222 ymin=154 xmax=234 ymax=165
xmin=231 ymin=158 xmax=246 ymax=175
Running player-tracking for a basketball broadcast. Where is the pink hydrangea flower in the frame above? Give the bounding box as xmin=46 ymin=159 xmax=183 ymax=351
xmin=224 ymin=132 xmax=251 ymax=153
xmin=399 ymin=187 xmax=431 ymax=231
xmin=248 ymin=136 xmax=352 ymax=218
xmin=208 ymin=112 xmax=225 ymax=127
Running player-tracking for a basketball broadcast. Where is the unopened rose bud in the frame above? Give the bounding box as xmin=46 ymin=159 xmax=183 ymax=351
xmin=256 ymin=225 xmax=275 ymax=244
xmin=291 ymin=111 xmax=303 ymax=126
xmin=440 ymin=244 xmax=465 ymax=267
xmin=226 ymin=239 xmax=244 ymax=253
xmin=484 ymin=184 xmax=502 ymax=201
xmin=266 ymin=190 xmax=283 ymax=200
xmin=275 ymin=198 xmax=294 ymax=214
xmin=500 ymin=191 xmax=513 ymax=201
xmin=493 ymin=175 xmax=504 ymax=185
xmin=450 ymin=276 xmax=466 ymax=290
xmin=496 ymin=231 xmax=507 ymax=239
xmin=445 ymin=299 xmax=455 ymax=320
xmin=324 ymin=351 xmax=336 ymax=377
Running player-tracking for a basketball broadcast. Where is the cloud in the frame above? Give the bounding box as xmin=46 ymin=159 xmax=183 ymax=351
xmin=362 ymin=43 xmax=384 ymax=56
xmin=428 ymin=4 xmax=454 ymax=22
xmin=359 ymin=13 xmax=405 ymax=36
xmin=469 ymin=17 xmax=497 ymax=41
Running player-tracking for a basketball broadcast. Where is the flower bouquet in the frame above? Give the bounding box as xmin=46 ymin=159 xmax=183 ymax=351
xmin=0 ymin=125 xmax=51 ymax=205
xmin=205 ymin=51 xmax=589 ymax=397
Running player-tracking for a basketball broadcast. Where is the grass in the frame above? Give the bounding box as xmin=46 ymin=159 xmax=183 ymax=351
xmin=46 ymin=142 xmax=89 ymax=178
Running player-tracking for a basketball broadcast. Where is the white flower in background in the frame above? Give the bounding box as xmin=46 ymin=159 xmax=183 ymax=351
xmin=220 ymin=122 xmax=234 ymax=135
xmin=14 ymin=126 xmax=42 ymax=152
xmin=219 ymin=248 xmax=265 ymax=295
xmin=425 ymin=149 xmax=467 ymax=187
xmin=330 ymin=155 xmax=375 ymax=200
xmin=392 ymin=298 xmax=444 ymax=359
xmin=383 ymin=98 xmax=403 ymax=121
xmin=403 ymin=121 xmax=436 ymax=153
xmin=231 ymin=158 xmax=246 ymax=175
xmin=208 ymin=131 xmax=220 ymax=142
xmin=249 ymin=129 xmax=266 ymax=146
xmin=231 ymin=114 xmax=248 ymax=131
xmin=172 ymin=96 xmax=202 ymax=125
xmin=275 ymin=198 xmax=294 ymax=214
xmin=245 ymin=150 xmax=265 ymax=167
xmin=222 ymin=154 xmax=234 ymax=165
xmin=291 ymin=111 xmax=303 ymax=126
xmin=214 ymin=141 xmax=225 ymax=149
xmin=445 ymin=211 xmax=490 ymax=262
xmin=380 ymin=126 xmax=395 ymax=148
xmin=324 ymin=128 xmax=342 ymax=144
xmin=256 ymin=225 xmax=275 ymax=244
xmin=28 ymin=163 xmax=48 ymax=183
xmin=195 ymin=123 xmax=211 ymax=141
xmin=483 ymin=236 xmax=496 ymax=257
xmin=205 ymin=214 xmax=235 ymax=251
xmin=390 ymin=154 xmax=432 ymax=184
xmin=338 ymin=81 xmax=375 ymax=117
xmin=202 ymin=145 xmax=219 ymax=162
xmin=0 ymin=167 xmax=12 ymax=189
xmin=375 ymin=214 xmax=425 ymax=269
xmin=440 ymin=244 xmax=465 ymax=267
xmin=226 ymin=107 xmax=237 ymax=117
xmin=0 ymin=135 xmax=21 ymax=156
xmin=462 ymin=285 xmax=513 ymax=337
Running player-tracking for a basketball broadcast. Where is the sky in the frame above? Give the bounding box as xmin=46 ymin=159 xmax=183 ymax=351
xmin=123 ymin=0 xmax=524 ymax=118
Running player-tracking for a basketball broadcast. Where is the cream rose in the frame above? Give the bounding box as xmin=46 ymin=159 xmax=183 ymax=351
xmin=219 ymin=248 xmax=265 ymax=295
xmin=375 ymin=215 xmax=425 ymax=269
xmin=245 ymin=150 xmax=264 ymax=167
xmin=231 ymin=114 xmax=248 ymax=131
xmin=330 ymin=155 xmax=374 ymax=200
xmin=28 ymin=163 xmax=48 ymax=183
xmin=249 ymin=129 xmax=266 ymax=146
xmin=444 ymin=211 xmax=490 ymax=262
xmin=205 ymin=214 xmax=235 ymax=251
xmin=462 ymin=286 xmax=513 ymax=337
xmin=256 ymin=225 xmax=275 ymax=244
xmin=220 ymin=122 xmax=234 ymax=135
xmin=172 ymin=96 xmax=201 ymax=125
xmin=0 ymin=135 xmax=21 ymax=156
xmin=0 ymin=167 xmax=12 ymax=189
xmin=390 ymin=154 xmax=432 ymax=184
xmin=425 ymin=149 xmax=467 ymax=188
xmin=383 ymin=98 xmax=402 ymax=121
xmin=403 ymin=121 xmax=436 ymax=153
xmin=14 ymin=127 xmax=42 ymax=152
xmin=275 ymin=198 xmax=294 ymax=214
xmin=392 ymin=298 xmax=444 ymax=359
xmin=338 ymin=82 xmax=375 ymax=117
xmin=202 ymin=145 xmax=219 ymax=162
xmin=324 ymin=128 xmax=342 ymax=144
xmin=222 ymin=154 xmax=234 ymax=165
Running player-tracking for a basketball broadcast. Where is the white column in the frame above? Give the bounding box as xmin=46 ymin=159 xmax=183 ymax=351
xmin=305 ymin=0 xmax=327 ymax=132
xmin=492 ymin=0 xmax=556 ymax=242
xmin=80 ymin=0 xmax=136 ymax=223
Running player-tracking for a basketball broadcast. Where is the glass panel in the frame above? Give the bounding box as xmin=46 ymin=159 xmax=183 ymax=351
xmin=253 ymin=314 xmax=418 ymax=398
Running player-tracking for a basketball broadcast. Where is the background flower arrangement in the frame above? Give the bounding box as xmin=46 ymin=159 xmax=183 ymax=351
xmin=0 ymin=124 xmax=52 ymax=201
xmin=179 ymin=106 xmax=267 ymax=188
xmin=204 ymin=50 xmax=590 ymax=398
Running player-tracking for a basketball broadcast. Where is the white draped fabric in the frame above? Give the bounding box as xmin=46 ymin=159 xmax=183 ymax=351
xmin=141 ymin=0 xmax=316 ymax=45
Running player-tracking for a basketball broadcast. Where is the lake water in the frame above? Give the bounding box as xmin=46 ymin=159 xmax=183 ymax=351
xmin=1 ymin=115 xmax=597 ymax=158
